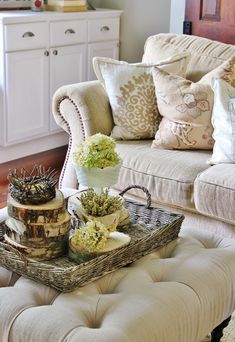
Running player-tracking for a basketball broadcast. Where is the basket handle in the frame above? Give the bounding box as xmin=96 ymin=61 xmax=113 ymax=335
xmin=119 ymin=185 xmax=151 ymax=209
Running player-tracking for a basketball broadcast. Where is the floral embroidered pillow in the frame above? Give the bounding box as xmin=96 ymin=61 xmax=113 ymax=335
xmin=151 ymin=68 xmax=214 ymax=150
xmin=93 ymin=54 xmax=190 ymax=140
xmin=151 ymin=56 xmax=235 ymax=150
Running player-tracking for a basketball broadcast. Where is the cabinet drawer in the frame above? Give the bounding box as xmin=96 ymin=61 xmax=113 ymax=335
xmin=88 ymin=18 xmax=119 ymax=42
xmin=50 ymin=20 xmax=87 ymax=46
xmin=4 ymin=23 xmax=48 ymax=52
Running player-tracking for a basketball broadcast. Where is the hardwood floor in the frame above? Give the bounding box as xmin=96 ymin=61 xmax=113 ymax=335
xmin=0 ymin=145 xmax=67 ymax=208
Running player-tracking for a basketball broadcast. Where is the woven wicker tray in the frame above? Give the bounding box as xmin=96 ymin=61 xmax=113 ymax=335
xmin=0 ymin=186 xmax=184 ymax=292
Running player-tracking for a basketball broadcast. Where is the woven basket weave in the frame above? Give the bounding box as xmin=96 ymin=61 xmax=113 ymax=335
xmin=0 ymin=186 xmax=184 ymax=292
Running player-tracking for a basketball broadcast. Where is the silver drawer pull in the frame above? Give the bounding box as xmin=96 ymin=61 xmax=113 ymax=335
xmin=100 ymin=26 xmax=110 ymax=32
xmin=65 ymin=28 xmax=75 ymax=35
xmin=22 ymin=32 xmax=35 ymax=38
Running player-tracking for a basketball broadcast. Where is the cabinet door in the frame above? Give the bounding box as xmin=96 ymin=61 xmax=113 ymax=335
xmin=87 ymin=41 xmax=119 ymax=81
xmin=5 ymin=49 xmax=49 ymax=145
xmin=50 ymin=44 xmax=86 ymax=132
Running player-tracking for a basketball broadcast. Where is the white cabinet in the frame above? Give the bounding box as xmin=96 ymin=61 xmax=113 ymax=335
xmin=88 ymin=41 xmax=119 ymax=80
xmin=87 ymin=16 xmax=120 ymax=80
xmin=50 ymin=20 xmax=87 ymax=46
xmin=88 ymin=17 xmax=120 ymax=42
xmin=4 ymin=22 xmax=48 ymax=51
xmin=0 ymin=9 xmax=122 ymax=163
xmin=50 ymin=44 xmax=87 ymax=132
xmin=5 ymin=49 xmax=49 ymax=144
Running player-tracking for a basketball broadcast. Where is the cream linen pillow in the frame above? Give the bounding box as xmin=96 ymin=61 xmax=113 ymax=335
xmin=208 ymin=78 xmax=235 ymax=164
xmin=93 ymin=54 xmax=190 ymax=140
xmin=152 ymin=56 xmax=235 ymax=150
xmin=201 ymin=56 xmax=235 ymax=87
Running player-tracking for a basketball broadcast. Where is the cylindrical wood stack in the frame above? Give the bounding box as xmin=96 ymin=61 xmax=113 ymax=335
xmin=5 ymin=190 xmax=71 ymax=261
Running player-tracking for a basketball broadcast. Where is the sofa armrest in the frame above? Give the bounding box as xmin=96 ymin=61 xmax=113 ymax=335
xmin=52 ymin=80 xmax=114 ymax=189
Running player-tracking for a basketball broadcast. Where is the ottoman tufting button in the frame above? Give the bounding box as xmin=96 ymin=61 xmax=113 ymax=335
xmin=88 ymin=320 xmax=101 ymax=329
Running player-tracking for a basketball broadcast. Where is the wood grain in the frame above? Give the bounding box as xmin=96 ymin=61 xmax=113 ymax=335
xmin=185 ymin=0 xmax=235 ymax=44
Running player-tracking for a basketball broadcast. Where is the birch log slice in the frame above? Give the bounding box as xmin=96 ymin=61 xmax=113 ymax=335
xmin=5 ymin=212 xmax=71 ymax=240
xmin=7 ymin=190 xmax=65 ymax=224
xmin=4 ymin=234 xmax=68 ymax=261
xmin=68 ymin=231 xmax=131 ymax=263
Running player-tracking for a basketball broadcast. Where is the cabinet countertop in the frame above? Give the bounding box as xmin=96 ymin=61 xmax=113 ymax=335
xmin=0 ymin=8 xmax=123 ymax=24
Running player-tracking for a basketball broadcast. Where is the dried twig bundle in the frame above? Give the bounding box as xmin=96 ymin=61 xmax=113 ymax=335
xmin=7 ymin=165 xmax=58 ymax=205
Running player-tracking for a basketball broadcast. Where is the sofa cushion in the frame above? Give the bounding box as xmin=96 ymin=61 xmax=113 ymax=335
xmin=92 ymin=54 xmax=189 ymax=140
xmin=143 ymin=33 xmax=235 ymax=82
xmin=194 ymin=164 xmax=235 ymax=223
xmin=114 ymin=141 xmax=211 ymax=209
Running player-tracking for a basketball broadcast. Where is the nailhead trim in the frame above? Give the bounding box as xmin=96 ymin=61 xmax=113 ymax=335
xmin=56 ymin=96 xmax=86 ymax=189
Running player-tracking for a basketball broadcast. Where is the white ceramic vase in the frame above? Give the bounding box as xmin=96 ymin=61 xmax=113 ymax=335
xmin=73 ymin=162 xmax=122 ymax=188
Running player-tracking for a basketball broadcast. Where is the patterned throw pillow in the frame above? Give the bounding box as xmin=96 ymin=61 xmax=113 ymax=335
xmin=93 ymin=54 xmax=190 ymax=140
xmin=208 ymin=78 xmax=235 ymax=164
xmin=151 ymin=56 xmax=235 ymax=150
xmin=201 ymin=56 xmax=235 ymax=87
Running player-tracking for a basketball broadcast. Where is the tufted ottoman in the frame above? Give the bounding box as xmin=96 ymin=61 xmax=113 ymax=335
xmin=0 ymin=215 xmax=235 ymax=342
xmin=1 ymin=198 xmax=235 ymax=342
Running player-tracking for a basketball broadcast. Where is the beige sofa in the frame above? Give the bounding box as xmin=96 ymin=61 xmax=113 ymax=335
xmin=53 ymin=33 xmax=235 ymax=238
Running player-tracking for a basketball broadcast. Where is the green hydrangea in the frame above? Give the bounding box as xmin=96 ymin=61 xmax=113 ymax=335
xmin=71 ymin=220 xmax=109 ymax=252
xmin=73 ymin=133 xmax=121 ymax=169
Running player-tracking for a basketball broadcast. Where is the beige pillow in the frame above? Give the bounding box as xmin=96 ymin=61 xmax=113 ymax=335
xmin=93 ymin=54 xmax=190 ymax=140
xmin=152 ymin=56 xmax=235 ymax=150
xmin=201 ymin=56 xmax=235 ymax=87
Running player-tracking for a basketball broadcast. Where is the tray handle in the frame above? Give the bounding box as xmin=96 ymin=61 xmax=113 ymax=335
xmin=119 ymin=185 xmax=151 ymax=209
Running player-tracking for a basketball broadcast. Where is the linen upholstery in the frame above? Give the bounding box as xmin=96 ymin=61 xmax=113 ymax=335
xmin=1 ymin=227 xmax=235 ymax=342
xmin=154 ymin=201 xmax=235 ymax=238
xmin=194 ymin=164 xmax=235 ymax=223
xmin=201 ymin=56 xmax=235 ymax=87
xmin=114 ymin=141 xmax=211 ymax=209
xmin=53 ymin=80 xmax=113 ymax=188
xmin=143 ymin=33 xmax=235 ymax=82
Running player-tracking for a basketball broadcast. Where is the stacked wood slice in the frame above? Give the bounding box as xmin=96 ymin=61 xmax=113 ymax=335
xmin=5 ymin=190 xmax=71 ymax=261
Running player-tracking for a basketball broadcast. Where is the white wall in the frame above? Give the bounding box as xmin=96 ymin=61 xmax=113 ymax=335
xmin=89 ymin=0 xmax=171 ymax=62
xmin=169 ymin=0 xmax=185 ymax=34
